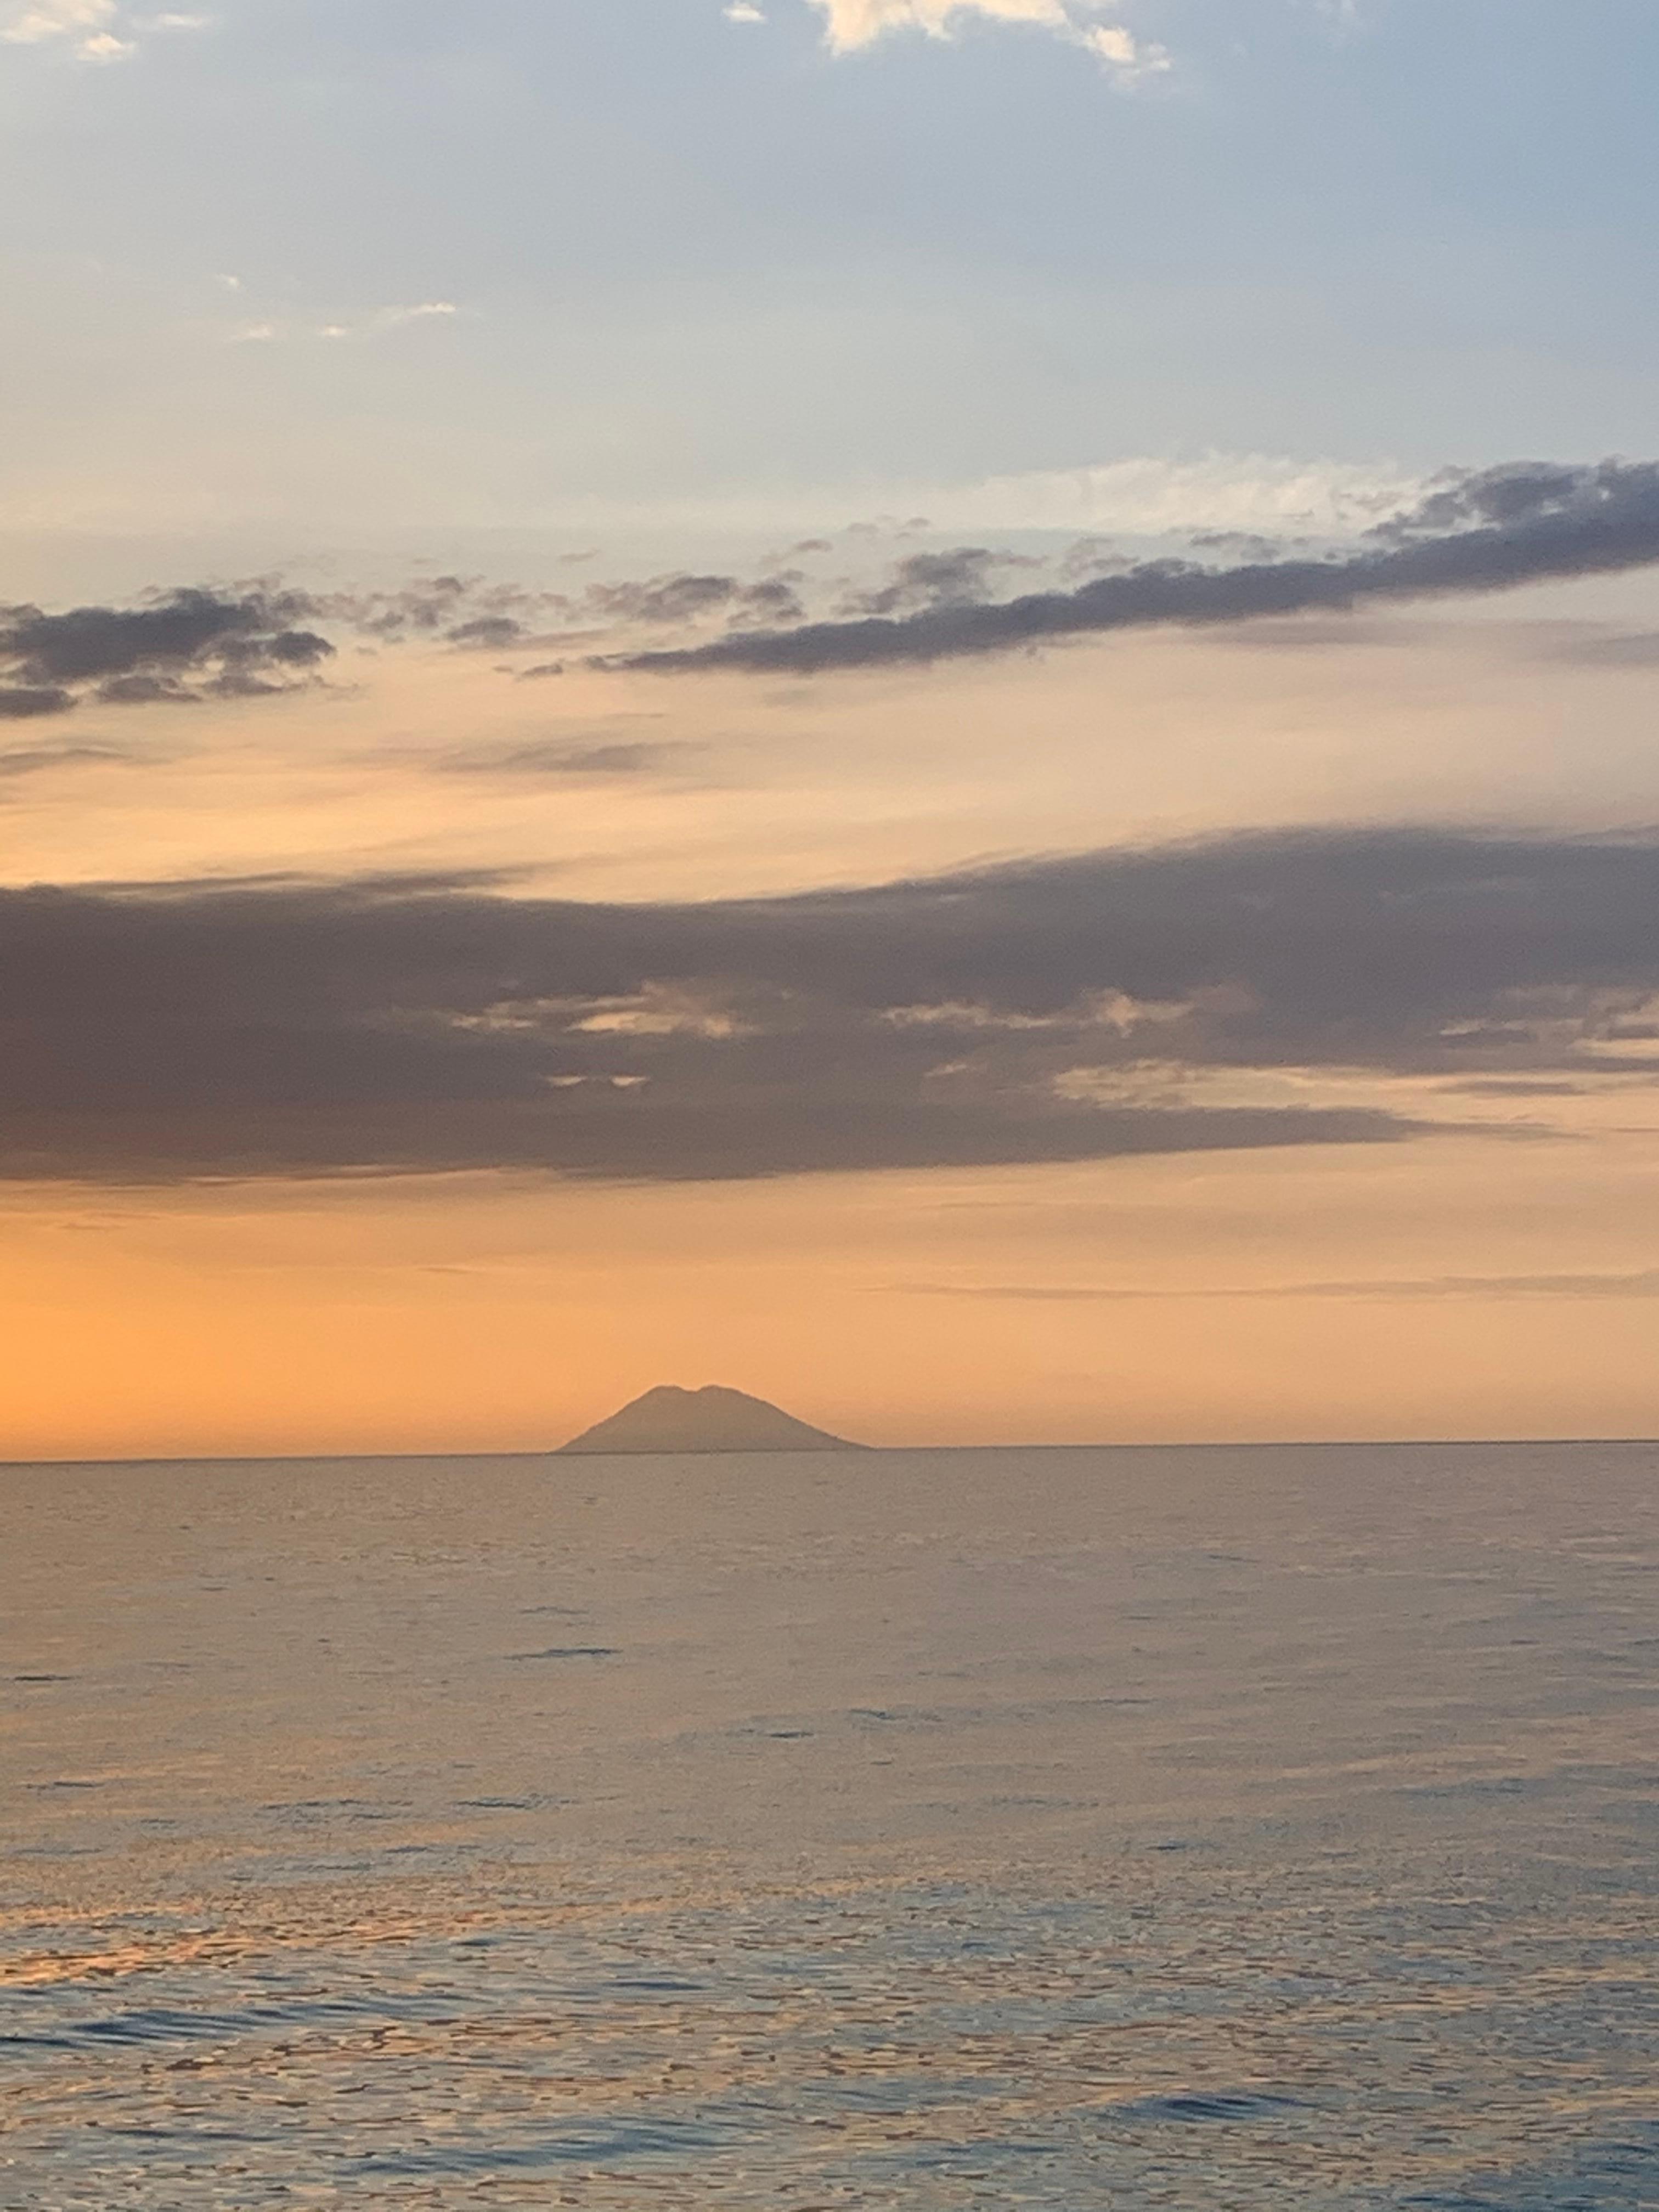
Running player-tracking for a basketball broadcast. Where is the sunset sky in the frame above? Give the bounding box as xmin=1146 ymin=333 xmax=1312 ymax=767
xmin=6 ymin=0 xmax=1659 ymax=1458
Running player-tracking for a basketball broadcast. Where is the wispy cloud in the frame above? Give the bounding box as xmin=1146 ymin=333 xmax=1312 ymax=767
xmin=0 ymin=738 xmax=143 ymax=778
xmin=232 ymin=301 xmax=462 ymax=346
xmin=431 ymin=737 xmax=695 ymax=780
xmin=904 ymin=1268 xmax=1659 ymax=1303
xmin=855 ymin=453 xmax=1418 ymax=537
xmin=318 ymin=566 xmax=802 ymax=657
xmin=363 ymin=300 xmax=459 ymax=334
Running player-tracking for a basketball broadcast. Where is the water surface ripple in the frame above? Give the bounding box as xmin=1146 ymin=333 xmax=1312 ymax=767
xmin=1 ymin=1442 xmax=1655 ymax=2207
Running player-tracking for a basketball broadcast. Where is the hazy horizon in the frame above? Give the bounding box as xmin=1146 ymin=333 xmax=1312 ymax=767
xmin=10 ymin=1429 xmax=1659 ymax=1472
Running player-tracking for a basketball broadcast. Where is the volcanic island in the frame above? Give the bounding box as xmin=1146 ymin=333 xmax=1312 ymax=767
xmin=558 ymin=1384 xmax=866 ymax=1455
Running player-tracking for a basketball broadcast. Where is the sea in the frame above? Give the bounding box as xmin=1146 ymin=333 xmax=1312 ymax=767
xmin=2 ymin=1441 xmax=1656 ymax=2210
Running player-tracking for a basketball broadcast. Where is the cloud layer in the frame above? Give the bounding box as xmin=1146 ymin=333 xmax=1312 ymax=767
xmin=14 ymin=456 xmax=1658 ymax=718
xmin=610 ymin=460 xmax=1659 ymax=674
xmin=6 ymin=827 xmax=1658 ymax=1185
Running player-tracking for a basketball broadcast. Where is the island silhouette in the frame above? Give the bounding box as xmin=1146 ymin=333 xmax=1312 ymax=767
xmin=558 ymin=1384 xmax=865 ymax=1455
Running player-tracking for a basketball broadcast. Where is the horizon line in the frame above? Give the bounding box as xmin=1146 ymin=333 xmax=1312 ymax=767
xmin=3 ymin=1433 xmax=1658 ymax=1471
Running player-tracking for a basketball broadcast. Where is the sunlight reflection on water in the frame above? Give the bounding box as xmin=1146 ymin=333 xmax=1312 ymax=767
xmin=1 ymin=1442 xmax=1655 ymax=2207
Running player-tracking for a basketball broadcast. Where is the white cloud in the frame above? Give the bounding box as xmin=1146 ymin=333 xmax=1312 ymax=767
xmin=227 ymin=302 xmax=464 ymax=346
xmin=812 ymin=0 xmax=1059 ymax=49
xmin=724 ymin=2 xmax=766 ymax=19
xmin=512 ymin=453 xmax=1426 ymax=548
xmin=803 ymin=0 xmax=1169 ymax=77
xmin=3 ymin=0 xmax=119 ymax=52
xmin=1076 ymin=20 xmax=1169 ymax=82
xmin=320 ymin=301 xmax=462 ymax=340
xmin=916 ymin=452 xmax=1424 ymax=535
xmin=2 ymin=0 xmax=206 ymax=54
xmin=377 ymin=301 xmax=459 ymax=328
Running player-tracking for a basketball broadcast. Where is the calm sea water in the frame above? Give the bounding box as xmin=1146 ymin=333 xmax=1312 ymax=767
xmin=2 ymin=1442 xmax=1655 ymax=2209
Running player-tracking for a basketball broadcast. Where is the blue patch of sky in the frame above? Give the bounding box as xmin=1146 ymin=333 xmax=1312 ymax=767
xmin=2 ymin=0 xmax=1658 ymax=515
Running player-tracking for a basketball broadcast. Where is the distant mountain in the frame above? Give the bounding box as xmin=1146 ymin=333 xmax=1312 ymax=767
xmin=558 ymin=1384 xmax=865 ymax=1456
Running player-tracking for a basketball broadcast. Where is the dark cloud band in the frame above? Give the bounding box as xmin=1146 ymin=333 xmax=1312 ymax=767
xmin=606 ymin=459 xmax=1659 ymax=674
xmin=4 ymin=827 xmax=1657 ymax=1185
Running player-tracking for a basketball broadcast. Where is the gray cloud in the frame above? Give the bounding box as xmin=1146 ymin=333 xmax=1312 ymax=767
xmin=0 ymin=587 xmax=334 ymax=716
xmin=433 ymin=737 xmax=692 ymax=778
xmin=587 ymin=572 xmax=738 ymax=627
xmin=328 ymin=574 xmax=504 ymax=637
xmin=584 ymin=571 xmax=806 ymax=631
xmin=732 ymin=575 xmax=808 ymax=627
xmin=843 ymin=546 xmax=1037 ymax=618
xmin=22 ymin=457 xmax=1657 ymax=716
xmin=906 ymin=1268 xmax=1659 ymax=1302
xmin=0 ymin=686 xmax=74 ymax=720
xmin=0 ymin=740 xmax=143 ymax=781
xmin=446 ymin=615 xmax=530 ymax=651
xmin=326 ymin=568 xmax=806 ymax=656
xmin=6 ymin=827 xmax=1659 ymax=1186
xmin=603 ymin=459 xmax=1659 ymax=675
xmin=1551 ymin=629 xmax=1659 ymax=669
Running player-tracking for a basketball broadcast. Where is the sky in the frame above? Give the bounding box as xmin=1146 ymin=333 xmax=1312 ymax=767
xmin=6 ymin=0 xmax=1659 ymax=1457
